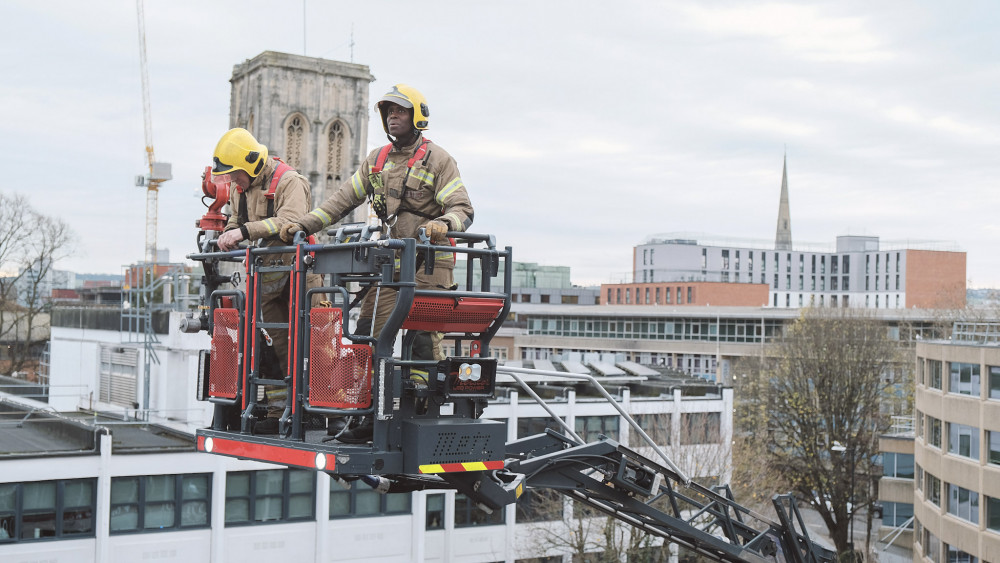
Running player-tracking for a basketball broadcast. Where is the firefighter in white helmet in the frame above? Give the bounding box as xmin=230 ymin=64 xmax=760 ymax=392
xmin=281 ymin=84 xmax=475 ymax=443
xmin=212 ymin=127 xmax=317 ymax=435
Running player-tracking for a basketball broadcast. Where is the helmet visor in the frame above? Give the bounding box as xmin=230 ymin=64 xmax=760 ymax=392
xmin=211 ymin=156 xmax=235 ymax=175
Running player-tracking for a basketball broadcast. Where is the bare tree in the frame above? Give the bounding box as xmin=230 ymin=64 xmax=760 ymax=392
xmin=735 ymin=307 xmax=903 ymax=558
xmin=0 ymin=193 xmax=74 ymax=374
xmin=521 ymin=412 xmax=733 ymax=562
xmin=0 ymin=193 xmax=30 ymax=347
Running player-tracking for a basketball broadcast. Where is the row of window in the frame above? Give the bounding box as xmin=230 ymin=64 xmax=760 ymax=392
xmin=919 ymin=358 xmax=1000 ymax=399
xmin=918 ymin=521 xmax=981 ymax=563
xmin=526 ymin=316 xmax=784 ymax=343
xmin=0 ymin=414 xmax=708 ymax=543
xmin=916 ymin=465 xmax=1000 ymax=531
xmin=608 ymin=286 xmax=694 ymax=305
xmin=641 ymin=246 xmax=903 ymax=276
xmin=917 ymin=411 xmax=1000 ymax=464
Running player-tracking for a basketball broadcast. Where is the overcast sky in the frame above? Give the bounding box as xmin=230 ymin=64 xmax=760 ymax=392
xmin=2 ymin=1 xmax=998 ymax=287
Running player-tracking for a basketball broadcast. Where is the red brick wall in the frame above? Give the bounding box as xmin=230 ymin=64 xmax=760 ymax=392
xmin=905 ymin=250 xmax=966 ymax=309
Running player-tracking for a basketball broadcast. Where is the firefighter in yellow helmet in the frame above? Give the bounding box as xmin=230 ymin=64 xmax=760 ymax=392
xmin=211 ymin=127 xmax=317 ymax=434
xmin=280 ymin=84 xmax=475 ymax=443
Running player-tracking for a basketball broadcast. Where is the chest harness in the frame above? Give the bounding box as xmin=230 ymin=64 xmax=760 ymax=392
xmin=366 ymin=140 xmax=443 ymax=228
xmin=237 ymin=157 xmax=294 ymax=226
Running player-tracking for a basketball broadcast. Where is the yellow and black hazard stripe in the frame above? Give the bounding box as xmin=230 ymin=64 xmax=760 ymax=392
xmin=418 ymin=460 xmax=505 ymax=474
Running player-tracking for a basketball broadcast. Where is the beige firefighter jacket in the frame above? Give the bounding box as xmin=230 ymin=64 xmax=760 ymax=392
xmin=298 ymin=133 xmax=474 ymax=269
xmin=223 ymin=157 xmax=312 ymax=293
xmin=224 ymin=157 xmax=312 ymax=243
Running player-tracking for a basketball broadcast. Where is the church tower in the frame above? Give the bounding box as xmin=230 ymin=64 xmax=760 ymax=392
xmin=228 ymin=51 xmax=375 ymax=219
xmin=774 ymin=154 xmax=792 ymax=251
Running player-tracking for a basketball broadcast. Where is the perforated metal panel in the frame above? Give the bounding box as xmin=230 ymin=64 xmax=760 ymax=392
xmin=402 ymin=418 xmax=506 ymax=472
xmin=402 ymin=296 xmax=504 ymax=333
xmin=209 ymin=308 xmax=240 ymax=399
xmin=309 ymin=308 xmax=372 ymax=408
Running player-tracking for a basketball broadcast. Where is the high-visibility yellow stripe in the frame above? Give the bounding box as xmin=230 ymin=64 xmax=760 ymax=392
xmin=420 ymin=464 xmax=445 ymax=474
xmin=462 ymin=462 xmax=488 ymax=471
xmin=308 ymin=208 xmax=333 ymax=227
xmin=436 ymin=177 xmax=464 ymax=204
xmin=410 ymin=169 xmax=434 ymax=184
xmin=262 ymin=218 xmax=278 ymax=235
xmin=351 ymin=171 xmax=366 ymax=199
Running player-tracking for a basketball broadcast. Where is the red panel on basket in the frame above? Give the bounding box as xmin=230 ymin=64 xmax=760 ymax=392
xmin=402 ymin=296 xmax=504 ymax=333
xmin=309 ymin=308 xmax=372 ymax=409
xmin=210 ymin=308 xmax=240 ymax=399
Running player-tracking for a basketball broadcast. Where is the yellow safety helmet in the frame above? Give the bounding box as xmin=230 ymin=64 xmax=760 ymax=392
xmin=375 ymin=84 xmax=429 ymax=134
xmin=211 ymin=128 xmax=268 ymax=178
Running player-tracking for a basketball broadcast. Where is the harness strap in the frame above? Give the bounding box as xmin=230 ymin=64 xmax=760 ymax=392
xmin=367 ymin=140 xmax=431 ymax=222
xmin=265 ymin=158 xmax=293 ymax=218
xmin=238 ymin=157 xmax=295 ymax=230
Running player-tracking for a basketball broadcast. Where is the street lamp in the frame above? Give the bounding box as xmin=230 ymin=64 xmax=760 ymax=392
xmin=832 ymin=440 xmax=855 ymax=558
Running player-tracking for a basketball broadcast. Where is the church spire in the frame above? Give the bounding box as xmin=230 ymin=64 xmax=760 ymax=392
xmin=775 ymin=153 xmax=792 ymax=251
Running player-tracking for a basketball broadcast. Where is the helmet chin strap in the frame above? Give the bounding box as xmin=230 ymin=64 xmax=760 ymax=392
xmin=387 ymin=128 xmax=418 ymax=149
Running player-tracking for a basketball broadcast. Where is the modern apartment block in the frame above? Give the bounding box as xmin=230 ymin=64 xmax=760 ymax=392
xmin=622 ymin=235 xmax=966 ymax=309
xmin=911 ymin=325 xmax=1000 ymax=563
xmin=608 ymin=156 xmax=966 ymax=309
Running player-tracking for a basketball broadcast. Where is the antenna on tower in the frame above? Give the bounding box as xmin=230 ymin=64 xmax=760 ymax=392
xmin=303 ymin=0 xmax=307 ymax=55
xmin=350 ymin=25 xmax=355 ymax=62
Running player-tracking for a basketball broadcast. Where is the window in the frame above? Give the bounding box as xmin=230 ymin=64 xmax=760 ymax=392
xmin=950 ymin=362 xmax=981 ymax=397
xmin=926 ymin=472 xmax=941 ymax=506
xmin=518 ymin=417 xmax=565 ymax=439
xmin=928 ymin=360 xmax=943 ymax=390
xmin=928 ymin=416 xmax=942 ymax=448
xmin=110 ymin=474 xmax=210 ymax=533
xmin=831 ymin=256 xmax=839 ymax=274
xmin=842 ymin=256 xmax=849 ymax=274
xmin=945 ymin=545 xmax=979 ymax=563
xmin=630 ymin=413 xmax=671 ymax=447
xmin=882 ymin=452 xmax=914 ymax=479
xmin=990 ymin=366 xmax=1000 ymax=399
xmin=575 ymin=415 xmax=619 ymax=442
xmin=988 ymin=496 xmax=1000 ymax=533
xmin=681 ymin=412 xmax=720 ymax=445
xmin=225 ymin=469 xmax=315 ymax=525
xmin=456 ymin=493 xmax=504 ymax=527
xmin=947 ymin=483 xmax=979 ymax=524
xmin=988 ymin=431 xmax=1000 ymax=465
xmin=924 ymin=528 xmax=941 ymax=563
xmin=701 ymin=248 xmax=707 ymax=269
xmin=947 ymin=423 xmax=980 ymax=460
xmin=425 ymin=494 xmax=445 ymax=530
xmin=665 ymin=287 xmax=671 ymax=304
xmin=721 ymin=249 xmax=729 ymax=269
xmin=0 ymin=479 xmax=95 ymax=543
xmin=330 ymin=480 xmax=410 ymax=519
xmin=881 ymin=501 xmax=913 ymax=528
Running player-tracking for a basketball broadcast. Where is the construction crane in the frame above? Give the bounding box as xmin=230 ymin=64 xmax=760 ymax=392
xmin=135 ymin=0 xmax=170 ymax=266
